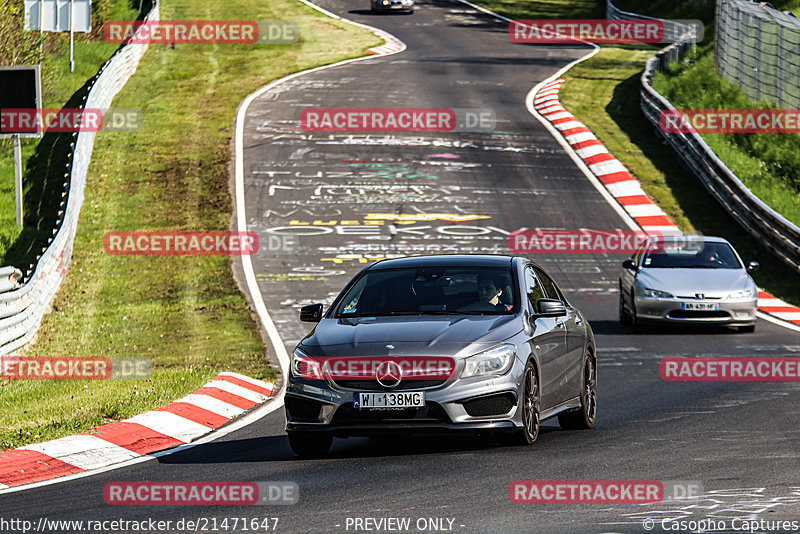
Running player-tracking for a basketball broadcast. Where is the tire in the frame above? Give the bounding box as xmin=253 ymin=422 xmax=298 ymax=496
xmin=619 ymin=289 xmax=631 ymax=325
xmin=738 ymin=324 xmax=756 ymax=333
xmin=287 ymin=431 xmax=332 ymax=457
xmin=559 ymin=355 xmax=597 ymax=430
xmin=502 ymin=361 xmax=540 ymax=445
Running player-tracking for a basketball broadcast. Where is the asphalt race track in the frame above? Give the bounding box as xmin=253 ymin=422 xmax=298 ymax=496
xmin=3 ymin=0 xmax=800 ymax=532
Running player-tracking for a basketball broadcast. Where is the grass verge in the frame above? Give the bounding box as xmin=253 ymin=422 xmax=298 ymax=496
xmin=653 ymin=45 xmax=800 ymax=226
xmin=0 ymin=0 xmax=380 ymax=449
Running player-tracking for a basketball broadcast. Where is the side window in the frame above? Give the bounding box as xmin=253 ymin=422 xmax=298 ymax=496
xmin=524 ymin=267 xmax=546 ymax=310
xmin=534 ymin=267 xmax=561 ymax=301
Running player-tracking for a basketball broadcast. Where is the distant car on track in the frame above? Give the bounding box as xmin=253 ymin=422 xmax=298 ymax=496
xmin=371 ymin=0 xmax=414 ymax=14
xmin=284 ymin=255 xmax=596 ymax=457
xmin=619 ymin=235 xmax=759 ymax=332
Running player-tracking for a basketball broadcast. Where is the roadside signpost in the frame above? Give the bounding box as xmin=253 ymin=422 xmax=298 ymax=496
xmin=24 ymin=0 xmax=91 ymax=72
xmin=0 ymin=65 xmax=43 ymax=227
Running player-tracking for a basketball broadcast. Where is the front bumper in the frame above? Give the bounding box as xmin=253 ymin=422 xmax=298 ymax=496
xmin=634 ymin=295 xmax=757 ymax=325
xmin=285 ymin=361 xmax=524 ymax=437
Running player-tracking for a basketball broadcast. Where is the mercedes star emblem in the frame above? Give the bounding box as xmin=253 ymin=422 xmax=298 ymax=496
xmin=375 ymin=361 xmax=402 ymax=388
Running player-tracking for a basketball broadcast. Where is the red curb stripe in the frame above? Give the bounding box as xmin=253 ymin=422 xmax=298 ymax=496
xmin=758 ymin=306 xmax=800 ymax=314
xmin=596 ymin=171 xmax=635 ymax=185
xmin=214 ymin=374 xmax=273 ymax=397
xmin=758 ymin=291 xmax=774 ymax=299
xmin=582 ymin=152 xmax=615 ymax=165
xmin=616 ymin=195 xmax=652 ymax=205
xmin=194 ymin=387 xmax=258 ymax=410
xmin=572 ymin=139 xmax=603 ymax=150
xmin=156 ymin=402 xmax=230 ymax=429
xmin=635 ymin=215 xmax=675 ymax=226
xmin=0 ymin=449 xmax=83 ymax=486
xmin=560 ymin=126 xmax=591 ymax=137
xmin=551 ymin=117 xmax=577 ymax=125
xmin=81 ymin=422 xmax=185 ymax=454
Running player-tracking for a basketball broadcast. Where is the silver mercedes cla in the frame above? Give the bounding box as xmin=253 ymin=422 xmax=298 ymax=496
xmin=285 ymin=255 xmax=596 ymax=457
xmin=619 ymin=235 xmax=759 ymax=332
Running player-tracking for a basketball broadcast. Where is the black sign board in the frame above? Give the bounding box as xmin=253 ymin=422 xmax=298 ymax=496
xmin=0 ymin=65 xmax=42 ymax=137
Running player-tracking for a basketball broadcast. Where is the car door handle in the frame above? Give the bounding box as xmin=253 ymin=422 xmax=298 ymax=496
xmin=555 ymin=320 xmax=564 ymax=328
xmin=575 ymin=317 xmax=583 ymax=326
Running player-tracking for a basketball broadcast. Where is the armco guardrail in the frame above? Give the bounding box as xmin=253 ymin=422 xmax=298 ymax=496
xmin=0 ymin=3 xmax=159 ymax=356
xmin=607 ymin=0 xmax=800 ymax=274
xmin=606 ymin=1 xmax=698 ymax=46
xmin=716 ymin=0 xmax=800 ymax=109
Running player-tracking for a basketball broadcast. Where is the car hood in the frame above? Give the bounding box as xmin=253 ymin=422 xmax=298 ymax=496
xmin=637 ymin=268 xmax=753 ymax=297
xmin=299 ymin=314 xmax=522 ymax=357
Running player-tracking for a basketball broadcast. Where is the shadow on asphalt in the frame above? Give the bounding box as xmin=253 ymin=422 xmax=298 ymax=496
xmin=589 ymin=319 xmax=749 ymax=336
xmin=157 ymin=426 xmax=563 ymax=463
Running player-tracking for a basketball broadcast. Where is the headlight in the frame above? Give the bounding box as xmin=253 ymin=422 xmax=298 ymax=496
xmin=291 ymin=348 xmax=322 ymax=379
xmin=642 ymin=288 xmax=673 ymax=299
xmin=461 ymin=344 xmax=516 ymax=379
xmin=725 ymin=289 xmax=754 ymax=300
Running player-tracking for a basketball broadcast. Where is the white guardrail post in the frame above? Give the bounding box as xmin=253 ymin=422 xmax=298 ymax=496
xmin=607 ymin=0 xmax=800 ymax=274
xmin=0 ymin=2 xmax=160 ymax=355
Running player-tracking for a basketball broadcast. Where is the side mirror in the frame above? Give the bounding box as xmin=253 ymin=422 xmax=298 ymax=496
xmin=300 ymin=303 xmax=324 ymax=322
xmin=622 ymin=259 xmax=637 ymax=270
xmin=535 ymin=298 xmax=567 ymax=317
xmin=746 ymin=260 xmax=760 ymax=272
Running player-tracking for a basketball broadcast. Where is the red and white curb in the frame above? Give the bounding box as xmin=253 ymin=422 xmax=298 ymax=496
xmin=365 ymin=27 xmax=406 ymax=55
xmin=535 ymin=79 xmax=681 ymax=237
xmin=0 ymin=372 xmax=274 ymax=489
xmin=534 ymin=78 xmax=800 ymax=329
xmin=757 ymin=292 xmax=800 ymax=326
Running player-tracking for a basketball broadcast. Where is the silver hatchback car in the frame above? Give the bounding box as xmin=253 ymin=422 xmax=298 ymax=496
xmin=285 ymin=255 xmax=596 ymax=457
xmin=619 ymin=235 xmax=759 ymax=332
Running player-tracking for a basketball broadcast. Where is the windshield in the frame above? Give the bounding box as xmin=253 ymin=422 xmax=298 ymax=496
xmin=333 ymin=266 xmax=517 ymax=317
xmin=642 ymin=240 xmax=742 ymax=269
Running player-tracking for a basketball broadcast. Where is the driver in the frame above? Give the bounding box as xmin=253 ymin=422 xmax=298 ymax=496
xmin=697 ymin=245 xmax=719 ymax=265
xmin=477 ymin=275 xmax=508 ymax=311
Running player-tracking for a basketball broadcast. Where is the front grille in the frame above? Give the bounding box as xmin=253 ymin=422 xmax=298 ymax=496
xmin=460 ymin=393 xmax=516 ymax=417
xmin=331 ymin=402 xmax=451 ymax=425
xmin=668 ymin=310 xmax=731 ymax=319
xmin=332 ymin=379 xmax=447 ymax=391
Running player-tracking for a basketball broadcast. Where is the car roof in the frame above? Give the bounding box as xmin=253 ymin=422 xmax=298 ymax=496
xmin=367 ymin=254 xmax=515 ymax=270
